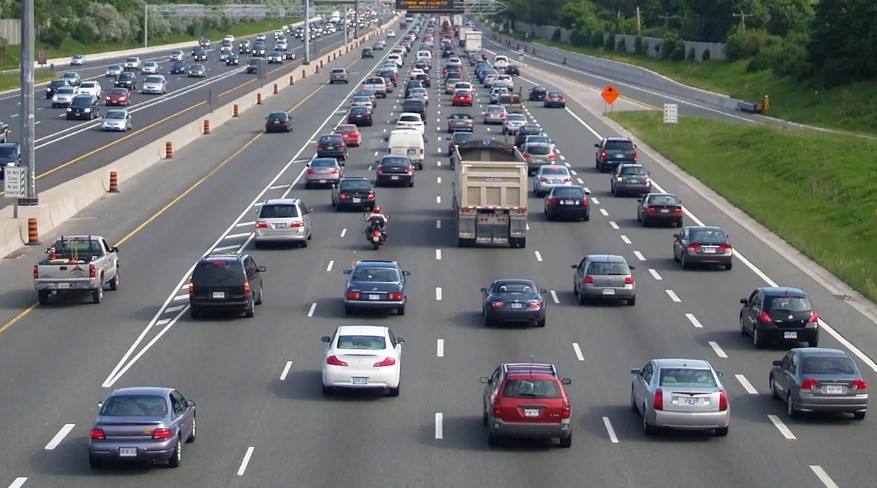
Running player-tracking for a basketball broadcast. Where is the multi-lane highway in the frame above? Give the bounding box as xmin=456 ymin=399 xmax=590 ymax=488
xmin=0 ymin=16 xmax=873 ymax=488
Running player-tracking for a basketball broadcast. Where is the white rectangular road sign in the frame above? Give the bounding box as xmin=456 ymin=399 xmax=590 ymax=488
xmin=4 ymin=167 xmax=26 ymax=198
xmin=663 ymin=103 xmax=678 ymax=124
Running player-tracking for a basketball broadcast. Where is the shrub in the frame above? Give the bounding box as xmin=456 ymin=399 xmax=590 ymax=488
xmin=725 ymin=29 xmax=777 ymax=61
xmin=671 ymin=40 xmax=686 ymax=61
xmin=702 ymin=49 xmax=711 ymax=61
xmin=42 ymin=22 xmax=68 ymax=48
xmin=590 ymin=30 xmax=603 ymax=48
xmin=570 ymin=28 xmax=589 ymax=47
xmin=551 ymin=28 xmax=561 ymax=42
xmin=71 ymin=21 xmax=96 ymax=44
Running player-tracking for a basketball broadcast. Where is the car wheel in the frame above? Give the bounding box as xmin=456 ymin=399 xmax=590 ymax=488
xmin=190 ymin=307 xmax=200 ymax=319
xmin=168 ymin=439 xmax=182 ymax=468
xmin=854 ymin=411 xmax=866 ymax=420
xmin=577 ymin=290 xmax=587 ymax=305
xmin=322 ymin=384 xmax=333 ymax=396
xmin=244 ymin=298 xmax=255 ymax=318
xmin=397 ymin=305 xmax=405 ymax=316
xmin=344 ymin=304 xmax=353 ymax=315
xmin=88 ymin=453 xmax=101 ymax=468
xmin=714 ymin=426 xmax=729 ymax=437
xmin=482 ymin=407 xmax=488 ymax=426
xmin=642 ymin=406 xmax=657 ymax=435
xmin=255 ymin=288 xmax=263 ymax=305
xmin=724 ymin=262 xmax=733 ymax=270
xmin=92 ymin=286 xmax=103 ymax=304
xmin=739 ymin=314 xmax=747 ymax=335
xmin=770 ymin=375 xmax=780 ymax=400
xmin=558 ymin=433 xmax=572 ymax=448
xmin=109 ymin=269 xmax=120 ymax=291
xmin=630 ymin=387 xmax=638 ymax=412
xmin=680 ymin=254 xmax=689 ymax=269
xmin=627 ymin=296 xmax=636 ymax=306
xmin=487 ymin=431 xmax=501 ymax=446
xmin=808 ymin=335 xmax=819 ymax=347
xmin=38 ymin=290 xmax=50 ymax=305
xmin=786 ymin=392 xmax=800 ymax=418
xmin=753 ymin=324 xmax=764 ymax=348
xmin=387 ymin=382 xmax=400 ymax=397
xmin=301 ymin=237 xmax=308 ymax=248
xmin=673 ymin=247 xmax=680 ymax=262
xmin=187 ymin=416 xmax=196 ymax=443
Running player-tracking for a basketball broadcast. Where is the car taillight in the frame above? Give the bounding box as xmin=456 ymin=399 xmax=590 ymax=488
xmin=654 ymin=388 xmax=664 ymax=410
xmin=340 ymin=143 xmax=347 ymax=149
xmin=583 ymin=276 xmax=593 ymax=284
xmin=491 ymin=301 xmax=504 ymax=308
xmin=243 ymin=281 xmax=251 ymax=297
xmin=561 ymin=401 xmax=571 ymax=419
xmin=624 ymin=277 xmax=634 ymax=285
xmin=492 ymin=403 xmax=502 ymax=416
xmin=852 ymin=379 xmax=867 ymax=391
xmin=306 ymin=169 xmax=315 ymax=175
xmin=523 ymin=154 xmax=531 ymax=159
xmin=327 ymin=355 xmax=348 ymax=366
xmin=687 ymin=243 xmax=701 ymax=251
xmin=718 ymin=390 xmax=728 ymax=411
xmin=33 ymin=264 xmax=38 ymax=279
xmin=550 ymin=197 xmax=557 ymax=206
xmin=759 ymin=311 xmax=773 ymax=323
xmin=674 ymin=208 xmax=683 ymax=214
xmin=255 ymin=221 xmax=268 ymax=228
xmin=407 ymin=166 xmax=413 ymax=174
xmin=90 ymin=428 xmax=106 ymax=440
xmin=528 ymin=300 xmax=542 ymax=309
xmin=374 ymin=357 xmax=396 ymax=367
xmin=808 ymin=311 xmax=819 ymax=323
xmin=539 ymin=177 xmax=549 ymax=183
xmin=563 ymin=177 xmax=571 ymax=182
xmin=329 ymin=168 xmax=339 ymax=174
xmin=561 ymin=97 xmax=566 ymax=101
xmin=633 ymin=149 xmax=638 ymax=159
xmin=367 ymin=192 xmax=375 ymax=199
xmin=719 ymin=244 xmax=732 ymax=253
xmin=547 ymin=153 xmax=556 ymax=160
xmin=317 ymin=144 xmax=324 ymax=150
xmin=377 ymin=166 xmax=383 ymax=174
xmin=346 ymin=291 xmax=361 ymax=299
xmin=290 ymin=222 xmax=304 ymax=228
xmin=801 ymin=378 xmax=817 ymax=390
xmin=152 ymin=428 xmax=173 ymax=440
xmin=387 ymin=292 xmax=403 ymax=300
xmin=188 ymin=281 xmax=194 ymax=298
xmin=600 ymin=151 xmax=607 ymax=159
xmin=647 ymin=208 xmax=656 ymax=214
xmin=89 ymin=264 xmax=96 ymax=278
xmin=339 ymin=194 xmax=347 ymax=200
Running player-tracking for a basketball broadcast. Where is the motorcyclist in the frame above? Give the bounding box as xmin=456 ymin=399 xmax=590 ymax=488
xmin=365 ymin=206 xmax=389 ymax=239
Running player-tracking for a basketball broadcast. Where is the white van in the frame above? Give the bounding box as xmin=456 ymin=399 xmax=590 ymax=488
xmin=388 ymin=129 xmax=425 ymax=170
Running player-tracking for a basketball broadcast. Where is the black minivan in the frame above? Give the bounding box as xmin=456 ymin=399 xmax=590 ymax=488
xmin=189 ymin=254 xmax=266 ymax=319
xmin=67 ymin=95 xmax=100 ymax=120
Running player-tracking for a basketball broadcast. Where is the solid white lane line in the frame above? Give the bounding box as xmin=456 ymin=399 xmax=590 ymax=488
xmin=708 ymin=341 xmax=728 ymax=358
xmin=307 ymin=303 xmax=317 ymax=317
xmin=735 ymin=374 xmax=758 ymax=394
xmin=436 ymin=195 xmax=441 ymax=203
xmin=156 ymin=319 xmax=170 ymax=326
xmin=436 ymin=249 xmax=442 ymax=260
xmin=535 ymin=251 xmax=543 ymax=262
xmin=224 ymin=232 xmax=252 ymax=240
xmin=326 ymin=260 xmax=334 ymax=272
xmin=340 ymin=228 xmax=347 ymax=238
xmin=166 ymin=305 xmax=185 ymax=313
xmin=237 ymin=446 xmax=255 ymax=476
xmin=280 ymin=361 xmax=292 ymax=381
xmin=572 ymin=343 xmax=584 ymax=361
xmin=435 ymin=413 xmax=443 ymax=439
xmin=591 ymin=197 xmax=600 ymax=204
xmin=599 ymin=208 xmax=608 ymax=216
xmin=621 ymin=235 xmax=631 ymax=244
xmin=633 ymin=251 xmax=646 ymax=261
xmin=173 ymin=294 xmax=188 ymax=301
xmin=212 ymin=244 xmax=238 ymax=252
xmin=437 ymin=339 xmax=444 ymax=358
xmin=685 ymin=313 xmax=703 ymax=328
xmin=648 ymin=269 xmax=662 ymax=280
xmin=666 ymin=290 xmax=681 ymax=302
xmin=235 ymin=221 xmax=254 ymax=227
xmin=436 ymin=219 xmax=441 ymax=229
xmin=550 ymin=290 xmax=559 ymax=304
xmin=602 ymin=417 xmax=619 ymax=443
xmin=609 ymin=221 xmax=619 ymax=229
xmin=45 ymin=424 xmax=75 ymax=450
xmin=810 ymin=466 xmax=840 ymax=488
xmin=9 ymin=478 xmax=27 ymax=488
xmin=436 ymin=287 xmax=442 ymax=301
xmin=767 ymin=415 xmax=797 ymax=440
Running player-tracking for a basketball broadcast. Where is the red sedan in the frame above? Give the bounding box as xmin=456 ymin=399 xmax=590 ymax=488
xmin=452 ymin=90 xmax=473 ymax=106
xmin=333 ymin=124 xmax=362 ymax=147
xmin=105 ymin=88 xmax=131 ymax=106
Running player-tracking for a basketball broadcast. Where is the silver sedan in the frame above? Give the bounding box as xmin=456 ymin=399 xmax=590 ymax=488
xmin=101 ymin=109 xmax=132 ymax=132
xmin=533 ymin=165 xmax=572 ymax=197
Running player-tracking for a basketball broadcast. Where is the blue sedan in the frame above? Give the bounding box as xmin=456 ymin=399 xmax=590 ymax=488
xmin=481 ymin=279 xmax=547 ymax=327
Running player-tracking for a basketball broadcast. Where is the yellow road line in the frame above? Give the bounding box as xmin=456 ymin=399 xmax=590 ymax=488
xmin=0 ymin=303 xmax=38 ymax=336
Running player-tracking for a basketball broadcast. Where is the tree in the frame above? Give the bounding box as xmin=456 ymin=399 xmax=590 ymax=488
xmin=808 ymin=0 xmax=877 ymax=84
xmin=81 ymin=2 xmax=132 ymax=43
xmin=765 ymin=0 xmax=815 ymax=37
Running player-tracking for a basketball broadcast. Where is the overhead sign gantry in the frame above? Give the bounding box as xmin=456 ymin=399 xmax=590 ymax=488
xmin=395 ymin=0 xmax=464 ymax=14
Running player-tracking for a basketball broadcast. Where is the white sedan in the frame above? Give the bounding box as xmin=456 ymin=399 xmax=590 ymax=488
xmin=78 ymin=81 xmax=101 ymax=99
xmin=321 ymin=325 xmax=404 ymax=396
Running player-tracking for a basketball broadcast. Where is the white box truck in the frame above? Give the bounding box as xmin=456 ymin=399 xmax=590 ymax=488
xmin=465 ymin=31 xmax=482 ymax=53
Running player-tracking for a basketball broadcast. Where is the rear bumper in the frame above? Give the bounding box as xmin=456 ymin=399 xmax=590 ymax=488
xmin=795 ymin=393 xmax=868 ymax=413
xmin=488 ymin=418 xmax=571 ymax=439
xmin=89 ymin=440 xmax=176 ymax=461
xmin=580 ymin=286 xmax=636 ymax=300
xmin=254 ymin=230 xmax=307 ymax=242
xmin=35 ymin=279 xmax=100 ymax=291
xmin=615 ymin=183 xmax=651 ymax=194
xmin=190 ymin=298 xmax=248 ymax=311
xmin=485 ymin=309 xmax=545 ymax=324
xmin=653 ymin=410 xmax=730 ymax=430
xmin=345 ymin=298 xmax=405 ymax=310
xmin=548 ymin=206 xmax=589 ymax=218
xmin=684 ymin=252 xmax=733 ymax=266
xmin=643 ymin=212 xmax=683 ymax=223
xmin=323 ymin=365 xmax=399 ymax=389
xmin=377 ymin=174 xmax=413 ymax=185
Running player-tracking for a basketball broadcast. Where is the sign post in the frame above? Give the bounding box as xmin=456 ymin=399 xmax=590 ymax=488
xmin=37 ymin=51 xmax=45 ymax=66
xmin=663 ymin=103 xmax=678 ymax=124
xmin=600 ymin=84 xmax=620 ymax=115
xmin=5 ymin=166 xmax=27 ymax=218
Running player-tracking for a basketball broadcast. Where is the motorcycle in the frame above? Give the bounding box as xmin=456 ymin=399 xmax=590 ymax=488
xmin=364 ymin=215 xmax=388 ymax=250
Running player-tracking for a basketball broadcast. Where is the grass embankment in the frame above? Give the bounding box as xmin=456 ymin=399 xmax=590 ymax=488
xmin=0 ymin=17 xmax=301 ymax=91
xmin=608 ymin=110 xmax=877 ymax=302
xmin=506 ymin=33 xmax=877 ymax=135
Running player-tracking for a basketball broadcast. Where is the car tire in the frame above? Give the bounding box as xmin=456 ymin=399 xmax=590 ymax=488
xmin=387 ymin=383 xmax=400 ymax=397
xmin=714 ymin=427 xmax=729 ymax=437
xmin=739 ymin=314 xmax=747 ymax=335
xmin=854 ymin=411 xmax=866 ymax=420
xmin=88 ymin=453 xmax=101 ymax=468
xmin=642 ymin=406 xmax=657 ymax=435
xmin=168 ymin=439 xmax=182 ymax=468
xmin=187 ymin=416 xmax=197 ymax=443
xmin=583 ymin=213 xmax=590 ymax=221
xmin=680 ymin=254 xmax=689 ymax=269
xmin=559 ymin=433 xmax=572 ymax=448
xmin=536 ymin=317 xmax=546 ymax=328
xmin=753 ymin=324 xmax=764 ymax=348
xmin=109 ymin=270 xmax=120 ymax=291
xmin=397 ymin=305 xmax=405 ymax=316
xmin=770 ymin=375 xmax=780 ymax=400
xmin=344 ymin=304 xmax=353 ymax=315
xmin=724 ymin=262 xmax=733 ymax=270
xmin=808 ymin=336 xmax=819 ymax=347
xmin=630 ymin=387 xmax=638 ymax=412
xmin=301 ymin=237 xmax=308 ymax=248
xmin=244 ymin=298 xmax=255 ymax=318
xmin=322 ymin=384 xmax=333 ymax=396
xmin=487 ymin=431 xmax=501 ymax=446
xmin=577 ymin=290 xmax=587 ymax=305
xmin=627 ymin=296 xmax=636 ymax=306
xmin=786 ymin=393 xmax=800 ymax=418
xmin=482 ymin=407 xmax=488 ymax=426
xmin=190 ymin=307 xmax=200 ymax=319
xmin=38 ymin=290 xmax=50 ymax=305
xmin=92 ymin=286 xmax=103 ymax=304
xmin=255 ymin=288 xmax=264 ymax=305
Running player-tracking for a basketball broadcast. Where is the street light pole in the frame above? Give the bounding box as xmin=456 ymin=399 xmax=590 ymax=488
xmin=143 ymin=3 xmax=148 ymax=47
xmin=354 ymin=0 xmax=359 ymax=39
xmin=303 ymin=0 xmax=310 ymax=64
xmin=19 ymin=0 xmax=37 ymax=206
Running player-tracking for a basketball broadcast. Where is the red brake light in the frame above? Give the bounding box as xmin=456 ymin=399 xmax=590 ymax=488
xmin=719 ymin=390 xmax=728 ymax=411
xmin=852 ymin=379 xmax=867 ymax=391
xmin=563 ymin=177 xmax=571 ymax=182
xmin=539 ymin=177 xmax=549 ymax=182
xmin=367 ymin=192 xmax=375 ymax=199
xmin=255 ymin=221 xmax=268 ymax=228
xmin=719 ymin=244 xmax=732 ymax=251
xmin=583 ymin=276 xmax=593 ymax=284
xmin=600 ymin=151 xmax=606 ymax=159
xmin=329 ymin=168 xmax=339 ymax=174
xmin=646 ymin=207 xmax=656 ymax=214
xmin=346 ymin=291 xmax=361 ymax=299
xmin=407 ymin=166 xmax=413 ymax=174
xmin=373 ymin=357 xmax=396 ymax=367
xmin=523 ymin=153 xmax=531 ymax=159
xmin=674 ymin=208 xmax=683 ymax=214
xmin=654 ymin=388 xmax=664 ymax=410
xmin=633 ymin=149 xmax=638 ymax=159
xmin=377 ymin=166 xmax=383 ymax=174
xmin=387 ymin=292 xmax=403 ymax=300
xmin=582 ymin=198 xmax=588 ymax=206
xmin=759 ymin=311 xmax=773 ymax=323
xmin=624 ymin=277 xmax=634 ymax=285
xmin=317 ymin=144 xmax=324 ymax=150
xmin=290 ymin=222 xmax=304 ymax=228
xmin=152 ymin=428 xmax=173 ymax=440
xmin=550 ymin=197 xmax=557 ymax=206
xmin=188 ymin=281 xmax=194 ymax=297
xmin=528 ymin=300 xmax=542 ymax=309
xmin=339 ymin=194 xmax=347 ymax=200
xmin=306 ymin=169 xmax=315 ymax=175
xmin=561 ymin=401 xmax=571 ymax=419
xmin=687 ymin=243 xmax=701 ymax=250
xmin=243 ymin=280 xmax=251 ymax=297
xmin=808 ymin=311 xmax=819 ymax=323
xmin=800 ymin=378 xmax=817 ymax=390
xmin=492 ymin=403 xmax=502 ymax=416
xmin=90 ymin=428 xmax=106 ymax=440
xmin=547 ymin=153 xmax=556 ymax=160
xmin=327 ymin=355 xmax=349 ymax=366
xmin=89 ymin=264 xmax=96 ymax=278
xmin=490 ymin=300 xmax=504 ymax=308
xmin=33 ymin=264 xmax=38 ymax=279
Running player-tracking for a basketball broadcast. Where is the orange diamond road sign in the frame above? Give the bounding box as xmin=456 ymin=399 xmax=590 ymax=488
xmin=601 ymin=85 xmax=620 ymax=105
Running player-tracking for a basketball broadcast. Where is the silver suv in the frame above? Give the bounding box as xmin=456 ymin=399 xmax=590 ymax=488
xmin=254 ymin=198 xmax=313 ymax=248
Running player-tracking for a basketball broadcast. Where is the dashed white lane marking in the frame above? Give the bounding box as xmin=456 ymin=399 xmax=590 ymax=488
xmin=534 ymin=251 xmax=543 ymax=262
xmin=326 ymin=260 xmax=334 ymax=272
xmin=666 ymin=290 xmax=681 ymax=302
xmin=591 ymin=197 xmax=600 ymax=204
xmin=307 ymin=303 xmax=317 ymax=317
xmin=570 ymin=169 xmax=577 ymax=176
xmin=563 ymin=161 xmax=570 ymax=167
xmin=437 ymin=339 xmax=445 ymax=357
xmin=173 ymin=294 xmax=188 ymax=301
xmin=577 ymin=177 xmax=584 ymax=184
xmin=280 ymin=361 xmax=293 ymax=381
xmin=708 ymin=341 xmax=728 ymax=358
xmin=436 ymin=287 xmax=443 ymax=301
xmin=767 ymin=415 xmax=797 ymax=440
xmin=435 ymin=249 xmax=442 ymax=260
xmin=212 ymin=244 xmax=238 ymax=252
xmin=368 ymin=165 xmax=373 ymax=171
xmin=166 ymin=305 xmax=185 ymax=313
xmin=225 ymin=232 xmax=252 ymax=240
xmin=237 ymin=446 xmax=255 ymax=476
xmin=550 ymin=290 xmax=559 ymax=304
xmin=633 ymin=251 xmax=646 ymax=261
xmin=156 ymin=318 xmax=170 ymax=326
xmin=45 ymin=424 xmax=75 ymax=450
xmin=572 ymin=343 xmax=584 ymax=361
xmin=810 ymin=466 xmax=840 ymax=488
xmin=602 ymin=417 xmax=619 ymax=443
xmin=340 ymin=228 xmax=347 ymax=238
xmin=559 ymin=155 xmax=566 ymax=161
xmin=735 ymin=374 xmax=758 ymax=394
xmin=374 ymin=151 xmax=379 ymax=157
xmin=436 ymin=195 xmax=441 ymax=203
xmin=685 ymin=313 xmax=703 ymax=328
xmin=235 ymin=221 xmax=254 ymax=227
xmin=437 ymin=160 xmax=442 ymax=167
xmin=648 ymin=269 xmax=662 ymax=280
xmin=269 ymin=184 xmax=290 ymax=190
xmin=621 ymin=235 xmax=631 ymax=244
xmin=437 ymin=176 xmax=442 ymax=184
xmin=435 ymin=413 xmax=444 ymax=439
xmin=9 ymin=478 xmax=27 ymax=488
xmin=599 ymin=209 xmax=608 ymax=216
xmin=609 ymin=221 xmax=619 ymax=229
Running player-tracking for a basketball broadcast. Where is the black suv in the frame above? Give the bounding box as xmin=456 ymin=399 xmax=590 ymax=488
xmin=401 ymin=99 xmax=427 ymax=122
xmin=45 ymin=79 xmax=69 ymax=99
xmin=595 ymin=137 xmax=637 ymax=172
xmin=316 ymin=134 xmax=348 ymax=160
xmin=67 ymin=95 xmax=100 ymax=120
xmin=189 ymin=254 xmax=266 ymax=319
xmin=114 ymin=72 xmax=137 ymax=90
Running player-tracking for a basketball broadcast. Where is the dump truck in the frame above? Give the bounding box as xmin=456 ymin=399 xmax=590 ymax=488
xmin=33 ymin=235 xmax=120 ymax=304
xmin=452 ymin=139 xmax=528 ymax=248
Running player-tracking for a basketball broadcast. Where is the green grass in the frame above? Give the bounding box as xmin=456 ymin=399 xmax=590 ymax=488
xmin=0 ymin=71 xmax=56 ymax=91
xmin=507 ymin=34 xmax=877 ymax=135
xmin=609 ymin=110 xmax=877 ymax=302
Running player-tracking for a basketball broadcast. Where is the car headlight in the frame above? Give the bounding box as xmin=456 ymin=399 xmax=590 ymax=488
xmin=66 ymin=108 xmax=72 ymax=111
xmin=84 ymin=108 xmax=91 ymax=112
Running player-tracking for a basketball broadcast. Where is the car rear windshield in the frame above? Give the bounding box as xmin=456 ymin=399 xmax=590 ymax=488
xmin=801 ymin=356 xmax=856 ymax=375
xmin=689 ymin=229 xmax=728 ymax=243
xmin=526 ymin=136 xmax=550 ymax=145
xmin=382 ymin=157 xmax=410 ymax=166
xmin=502 ymin=379 xmax=561 ymax=398
xmin=268 ymin=113 xmax=288 ymax=121
xmin=71 ymin=97 xmax=92 ymax=107
xmin=400 ymin=115 xmax=420 ymax=122
xmin=336 ymin=335 xmax=386 ymax=350
xmin=453 ymin=133 xmax=475 ymax=143
xmin=552 ymin=187 xmax=584 ymax=197
xmin=333 ymin=69 xmax=346 ymax=74
xmin=765 ymin=296 xmax=811 ymax=312
xmin=495 ymin=282 xmax=535 ymax=293
xmin=351 ymin=268 xmax=400 ymax=282
xmin=335 ymin=125 xmax=355 ymax=133
xmin=605 ymin=140 xmax=634 ymax=150
xmin=527 ymin=145 xmax=551 ymax=155
xmin=648 ymin=195 xmax=679 ymax=205
xmin=351 ymin=107 xmax=369 ymax=114
xmin=541 ymin=167 xmax=568 ymax=175
xmin=340 ymin=180 xmax=371 ymax=190
xmin=100 ymin=395 xmax=167 ymax=416
xmin=587 ymin=261 xmax=629 ymax=275
xmin=0 ymin=145 xmax=18 ymax=157
xmin=620 ymin=166 xmax=646 ymax=175
xmin=450 ymin=114 xmax=471 ymax=120
xmin=193 ymin=261 xmax=243 ymax=283
xmin=145 ymin=76 xmax=163 ymax=83
xmin=260 ymin=204 xmax=299 ymax=219
xmin=659 ymin=368 xmax=717 ymax=387
xmin=507 ymin=114 xmax=526 ymax=121
xmin=404 ymin=101 xmax=425 ymax=108
xmin=320 ymin=135 xmax=342 ymax=143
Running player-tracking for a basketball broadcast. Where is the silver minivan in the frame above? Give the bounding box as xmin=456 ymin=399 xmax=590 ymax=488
xmin=571 ymin=254 xmax=636 ymax=305
xmin=254 ymin=198 xmax=313 ymax=248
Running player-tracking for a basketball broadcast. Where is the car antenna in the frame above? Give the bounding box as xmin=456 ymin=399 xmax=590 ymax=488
xmin=529 ymin=355 xmax=535 ymax=374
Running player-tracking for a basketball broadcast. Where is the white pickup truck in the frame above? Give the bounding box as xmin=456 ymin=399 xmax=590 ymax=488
xmin=33 ymin=235 xmax=120 ymax=304
xmin=361 ymin=77 xmax=388 ymax=98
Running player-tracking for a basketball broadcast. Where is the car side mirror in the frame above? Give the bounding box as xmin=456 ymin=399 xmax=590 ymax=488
xmin=570 ymin=264 xmax=577 ymax=269
xmin=186 ymin=400 xmax=196 ymax=407
xmin=479 ymin=376 xmax=490 ymax=384
xmin=584 ymin=189 xmax=591 ymax=195
xmin=539 ymin=289 xmax=547 ymax=294
xmin=628 ymin=265 xmax=635 ymax=270
xmin=480 ymin=287 xmax=488 ymax=293
xmin=321 ymin=335 xmax=331 ymax=343
xmin=672 ymin=234 xmax=679 ymax=238
xmin=342 ymin=269 xmax=352 ymax=275
xmin=257 ymin=266 xmax=266 ymax=273
xmin=715 ymin=371 xmax=724 ymax=377
xmin=637 ymin=199 xmax=642 ymax=203
xmin=594 ymin=143 xmax=599 ymax=148
xmin=629 ymin=369 xmax=641 ymax=376
xmin=402 ymin=270 xmax=411 ymax=276
xmin=740 ymin=298 xmax=748 ymax=304
xmin=561 ymin=378 xmax=571 ymax=385
xmin=772 ymin=360 xmax=783 ymax=367
xmin=395 ymin=337 xmax=405 ymax=344
xmin=111 ymin=247 xmax=119 ymax=253
xmin=97 ymin=401 xmax=104 ymax=408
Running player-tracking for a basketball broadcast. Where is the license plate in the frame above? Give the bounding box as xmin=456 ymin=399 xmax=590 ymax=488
xmin=602 ymin=288 xmax=615 ymax=295
xmin=119 ymin=447 xmax=137 ymax=457
xmin=368 ymin=294 xmax=380 ymax=300
xmin=629 ymin=179 xmax=640 ymax=183
xmin=326 ymin=146 xmax=335 ymax=150
xmin=58 ymin=282 xmax=71 ymax=288
xmin=616 ymin=154 xmax=623 ymax=158
xmin=784 ymin=331 xmax=797 ymax=339
xmin=352 ymin=377 xmax=368 ymax=385
xmin=510 ymin=303 xmax=523 ymax=309
xmin=352 ymin=197 xmax=361 ymax=203
xmin=703 ymin=248 xmax=716 ymax=254
xmin=273 ymin=223 xmax=287 ymax=228
xmin=212 ymin=291 xmax=226 ymax=299
xmin=826 ymin=385 xmax=843 ymax=394
xmin=687 ymin=398 xmax=698 ymax=405
xmin=391 ymin=175 xmax=400 ymax=180
xmin=565 ymin=200 xmax=575 ymax=205
xmin=319 ymin=179 xmax=326 ymax=183
xmin=661 ymin=209 xmax=669 ymax=213
xmin=523 ymin=408 xmax=539 ymax=417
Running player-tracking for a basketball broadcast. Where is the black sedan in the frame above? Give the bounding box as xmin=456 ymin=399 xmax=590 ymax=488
xmin=447 ymin=131 xmax=475 ymax=158
xmin=342 ymin=260 xmax=410 ymax=315
xmin=637 ymin=193 xmax=683 ymax=227
xmin=114 ymin=72 xmax=137 ymax=90
xmin=544 ymin=91 xmax=567 ymax=108
xmin=740 ymin=287 xmax=819 ymax=348
xmin=481 ymin=279 xmax=547 ymax=327
xmin=544 ymin=186 xmax=590 ymax=221
xmin=225 ymin=53 xmax=240 ymax=66
xmin=331 ymin=177 xmax=376 ymax=211
xmin=265 ymin=111 xmax=292 ymax=133
xmin=529 ymin=85 xmax=548 ymax=101
xmin=316 ymin=134 xmax=348 ymax=160
xmin=187 ymin=64 xmax=207 ymax=77
xmin=170 ymin=61 xmax=188 ymax=74
xmin=673 ymin=226 xmax=733 ymax=270
xmin=267 ymin=51 xmax=284 ymax=64
xmin=347 ymin=106 xmax=374 ymax=126
xmin=505 ymin=64 xmax=520 ymax=75
xmin=362 ymin=47 xmax=375 ymax=58
xmin=375 ymin=155 xmax=414 ymax=187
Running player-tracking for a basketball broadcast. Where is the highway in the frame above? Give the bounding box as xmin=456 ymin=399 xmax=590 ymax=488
xmin=0 ymin=24 xmax=366 ymax=204
xmin=0 ymin=18 xmax=874 ymax=488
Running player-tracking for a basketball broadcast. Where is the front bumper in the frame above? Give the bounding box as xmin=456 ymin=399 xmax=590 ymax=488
xmin=102 ymin=123 xmax=127 ymax=131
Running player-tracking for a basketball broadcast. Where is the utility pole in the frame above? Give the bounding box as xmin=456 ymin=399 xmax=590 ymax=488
xmin=635 ymin=6 xmax=642 ymax=35
xmin=354 ymin=0 xmax=359 ymax=40
xmin=19 ymin=0 xmax=37 ymax=206
xmin=732 ymin=10 xmax=749 ymax=31
xmin=343 ymin=6 xmax=348 ymax=45
xmin=143 ymin=3 xmax=148 ymax=47
xmin=303 ymin=0 xmax=310 ymax=64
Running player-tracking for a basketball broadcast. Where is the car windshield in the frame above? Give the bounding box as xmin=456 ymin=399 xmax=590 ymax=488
xmin=126 ymin=57 xmax=138 ymax=62
xmin=57 ymin=87 xmax=74 ymax=95
xmin=145 ymin=76 xmax=163 ymax=83
xmin=100 ymin=395 xmax=167 ymax=417
xmin=552 ymin=187 xmax=584 ymax=197
xmin=310 ymin=159 xmax=337 ymax=168
xmin=0 ymin=146 xmax=17 ymax=157
xmin=494 ymin=282 xmax=536 ymax=294
xmin=587 ymin=262 xmax=630 ymax=275
xmin=105 ymin=111 xmax=126 ymax=119
xmin=689 ymin=229 xmax=728 ymax=243
xmin=605 ymin=140 xmax=634 ymax=150
xmin=620 ymin=166 xmax=646 ymax=176
xmin=502 ymin=379 xmax=561 ymax=398
xmin=340 ymin=180 xmax=371 ymax=191
xmin=336 ymin=335 xmax=386 ymax=350
xmin=351 ymin=268 xmax=400 ymax=282
xmin=193 ymin=261 xmax=243 ymax=283
xmin=648 ymin=195 xmax=679 ymax=205
xmin=766 ymin=296 xmax=812 ymax=312
xmin=659 ymin=368 xmax=717 ymax=387
xmin=801 ymin=356 xmax=856 ymax=375
xmin=71 ymin=97 xmax=92 ymax=107
xmin=528 ymin=145 xmax=551 ymax=155
xmin=540 ymin=167 xmax=568 ymax=175
xmin=260 ymin=204 xmax=299 ymax=218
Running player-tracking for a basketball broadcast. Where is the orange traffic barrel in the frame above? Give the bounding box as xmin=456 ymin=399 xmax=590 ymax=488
xmin=289 ymin=75 xmax=295 ymax=85
xmin=165 ymin=141 xmax=173 ymax=158
xmin=302 ymin=69 xmax=306 ymax=79
xmin=233 ymin=104 xmax=240 ymax=117
xmin=203 ymin=119 xmax=210 ymax=134
xmin=273 ymin=83 xmax=279 ymax=94
xmin=256 ymin=93 xmax=262 ymax=105
xmin=26 ymin=218 xmax=39 ymax=245
xmin=108 ymin=171 xmax=119 ymax=192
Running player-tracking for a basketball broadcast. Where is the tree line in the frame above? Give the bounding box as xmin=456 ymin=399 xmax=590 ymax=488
xmin=500 ymin=0 xmax=877 ymax=86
